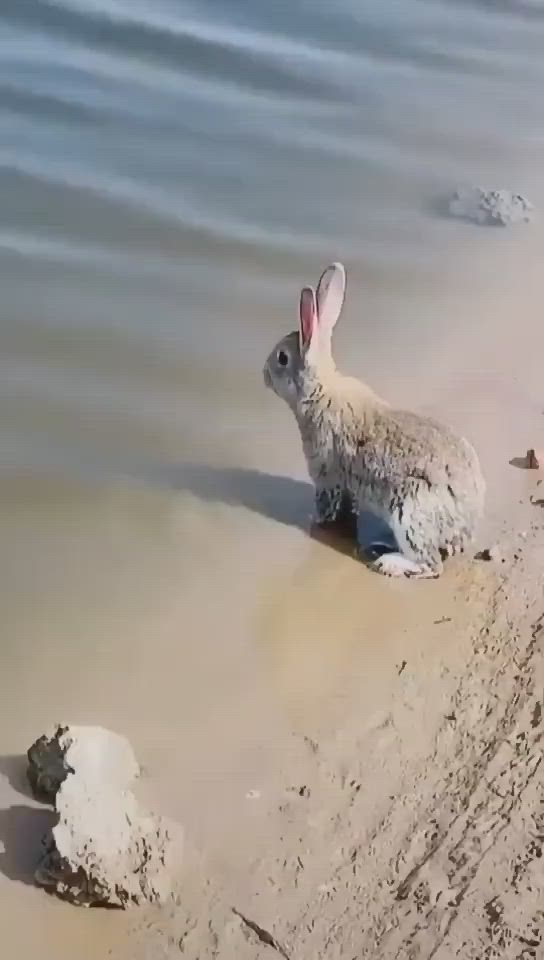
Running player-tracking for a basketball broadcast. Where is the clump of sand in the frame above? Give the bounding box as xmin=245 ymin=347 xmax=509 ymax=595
xmin=27 ymin=724 xmax=183 ymax=909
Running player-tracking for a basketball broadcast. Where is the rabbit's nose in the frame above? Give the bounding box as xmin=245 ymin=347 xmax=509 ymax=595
xmin=263 ymin=366 xmax=272 ymax=389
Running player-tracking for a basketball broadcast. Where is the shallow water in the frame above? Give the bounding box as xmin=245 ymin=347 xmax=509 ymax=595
xmin=2 ymin=2 xmax=544 ymax=911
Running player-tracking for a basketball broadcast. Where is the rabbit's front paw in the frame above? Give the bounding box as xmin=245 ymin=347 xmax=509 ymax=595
xmin=313 ymin=488 xmax=358 ymax=541
xmin=314 ymin=484 xmax=344 ymax=525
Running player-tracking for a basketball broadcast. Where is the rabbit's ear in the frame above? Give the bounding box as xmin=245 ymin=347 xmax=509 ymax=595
xmin=316 ymin=262 xmax=346 ymax=337
xmin=299 ymin=286 xmax=317 ymax=349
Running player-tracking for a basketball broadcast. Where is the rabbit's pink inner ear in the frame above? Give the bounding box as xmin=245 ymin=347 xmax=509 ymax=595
xmin=299 ymin=287 xmax=317 ymax=347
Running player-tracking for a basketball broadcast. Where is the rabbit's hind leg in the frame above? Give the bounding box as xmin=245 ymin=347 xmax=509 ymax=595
xmin=389 ymin=512 xmax=444 ymax=579
xmin=370 ymin=552 xmax=441 ymax=579
xmin=357 ymin=529 xmax=441 ymax=579
xmin=361 ymin=499 xmax=444 ymax=579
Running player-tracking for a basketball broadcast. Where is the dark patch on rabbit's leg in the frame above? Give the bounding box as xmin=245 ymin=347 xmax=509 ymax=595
xmin=356 ymin=507 xmax=398 ymax=560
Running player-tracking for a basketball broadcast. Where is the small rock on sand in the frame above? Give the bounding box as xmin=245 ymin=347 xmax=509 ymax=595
xmin=525 ymin=449 xmax=541 ymax=470
xmin=35 ymin=775 xmax=184 ymax=907
xmin=475 ymin=545 xmax=500 ymax=562
xmin=530 ymin=479 xmax=544 ymax=506
xmin=27 ymin=724 xmax=139 ymax=803
xmin=448 ymin=188 xmax=533 ymax=226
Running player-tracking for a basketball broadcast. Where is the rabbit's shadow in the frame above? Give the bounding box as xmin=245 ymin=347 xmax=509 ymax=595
xmin=162 ymin=464 xmax=312 ymax=531
xmin=151 ymin=463 xmax=394 ymax=555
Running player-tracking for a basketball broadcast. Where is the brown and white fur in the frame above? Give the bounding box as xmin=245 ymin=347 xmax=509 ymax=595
xmin=263 ymin=262 xmax=485 ymax=578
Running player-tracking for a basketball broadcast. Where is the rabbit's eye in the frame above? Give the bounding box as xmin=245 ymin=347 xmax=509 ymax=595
xmin=277 ymin=350 xmax=289 ymax=367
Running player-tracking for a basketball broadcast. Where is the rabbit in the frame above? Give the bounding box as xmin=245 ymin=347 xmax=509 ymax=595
xmin=263 ymin=262 xmax=485 ymax=578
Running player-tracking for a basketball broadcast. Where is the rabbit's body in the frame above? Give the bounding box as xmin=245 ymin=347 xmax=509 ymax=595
xmin=263 ymin=264 xmax=485 ymax=579
xmin=297 ymin=369 xmax=484 ymax=575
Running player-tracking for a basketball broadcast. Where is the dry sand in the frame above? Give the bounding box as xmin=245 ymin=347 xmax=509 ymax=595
xmin=1 ymin=245 xmax=544 ymax=958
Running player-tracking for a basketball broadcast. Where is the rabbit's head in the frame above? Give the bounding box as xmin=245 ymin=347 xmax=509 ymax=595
xmin=263 ymin=262 xmax=346 ymax=410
